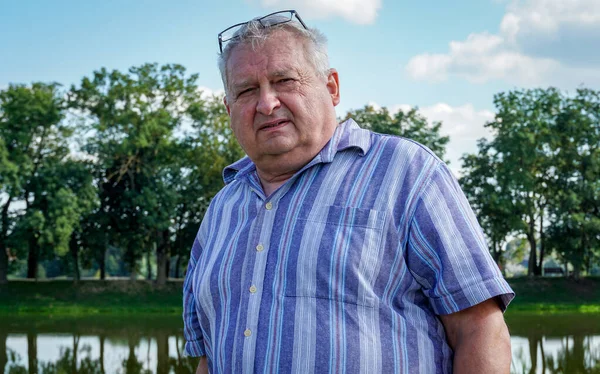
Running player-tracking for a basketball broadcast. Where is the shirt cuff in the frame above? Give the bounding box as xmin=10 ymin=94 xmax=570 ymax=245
xmin=429 ymin=276 xmax=515 ymax=315
xmin=184 ymin=339 xmax=207 ymax=357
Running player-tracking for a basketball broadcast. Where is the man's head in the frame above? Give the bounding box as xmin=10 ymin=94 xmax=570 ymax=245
xmin=218 ymin=10 xmax=329 ymax=96
xmin=218 ymin=10 xmax=341 ymax=182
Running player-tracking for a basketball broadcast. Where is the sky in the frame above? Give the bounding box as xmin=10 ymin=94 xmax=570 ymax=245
xmin=1 ymin=0 xmax=599 ymax=174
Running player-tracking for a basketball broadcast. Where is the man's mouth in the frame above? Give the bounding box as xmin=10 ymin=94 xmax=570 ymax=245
xmin=260 ymin=119 xmax=289 ymax=131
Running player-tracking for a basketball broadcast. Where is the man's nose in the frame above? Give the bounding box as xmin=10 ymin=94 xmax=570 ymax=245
xmin=256 ymin=86 xmax=280 ymax=115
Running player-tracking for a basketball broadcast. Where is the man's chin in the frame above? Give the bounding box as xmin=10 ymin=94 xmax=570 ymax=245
xmin=258 ymin=140 xmax=297 ymax=156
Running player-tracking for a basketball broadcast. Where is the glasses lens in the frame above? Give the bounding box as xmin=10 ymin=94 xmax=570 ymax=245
xmin=260 ymin=11 xmax=293 ymax=27
xmin=221 ymin=24 xmax=244 ymax=43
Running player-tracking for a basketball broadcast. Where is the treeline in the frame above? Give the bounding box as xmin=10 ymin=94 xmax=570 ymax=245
xmin=0 ymin=63 xmax=449 ymax=284
xmin=1 ymin=64 xmax=598 ymax=283
xmin=460 ymin=88 xmax=600 ymax=278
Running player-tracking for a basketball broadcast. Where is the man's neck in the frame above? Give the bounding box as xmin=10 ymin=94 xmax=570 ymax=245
xmin=256 ymin=169 xmax=295 ymax=197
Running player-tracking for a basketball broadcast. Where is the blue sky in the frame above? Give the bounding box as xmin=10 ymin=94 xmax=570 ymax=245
xmin=1 ymin=0 xmax=599 ymax=172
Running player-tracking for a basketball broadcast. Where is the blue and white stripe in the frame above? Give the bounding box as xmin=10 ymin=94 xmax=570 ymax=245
xmin=183 ymin=119 xmax=514 ymax=373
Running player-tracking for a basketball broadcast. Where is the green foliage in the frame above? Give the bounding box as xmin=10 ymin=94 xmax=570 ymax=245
xmin=0 ymin=83 xmax=90 ymax=281
xmin=544 ymin=88 xmax=600 ymax=277
xmin=461 ymin=88 xmax=600 ymax=276
xmin=342 ymin=105 xmax=449 ymax=162
xmin=3 ymin=67 xmax=597 ymax=284
xmin=69 ymin=64 xmax=197 ymax=278
xmin=69 ymin=63 xmax=243 ymax=282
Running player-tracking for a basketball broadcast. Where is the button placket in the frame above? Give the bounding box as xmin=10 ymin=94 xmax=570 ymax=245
xmin=241 ymin=195 xmax=278 ymax=362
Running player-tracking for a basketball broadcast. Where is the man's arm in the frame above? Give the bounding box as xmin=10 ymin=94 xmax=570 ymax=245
xmin=196 ymin=356 xmax=208 ymax=374
xmin=439 ymin=298 xmax=511 ymax=374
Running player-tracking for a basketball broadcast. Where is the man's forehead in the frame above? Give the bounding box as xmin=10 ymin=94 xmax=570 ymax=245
xmin=227 ymin=38 xmax=305 ymax=82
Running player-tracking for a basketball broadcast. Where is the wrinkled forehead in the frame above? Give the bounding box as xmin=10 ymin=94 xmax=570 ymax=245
xmin=225 ymin=30 xmax=308 ymax=81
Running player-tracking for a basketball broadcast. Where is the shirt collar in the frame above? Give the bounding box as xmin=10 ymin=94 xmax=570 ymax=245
xmin=222 ymin=118 xmax=371 ymax=184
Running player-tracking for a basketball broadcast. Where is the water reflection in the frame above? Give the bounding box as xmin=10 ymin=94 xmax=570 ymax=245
xmin=1 ymin=314 xmax=599 ymax=373
xmin=1 ymin=317 xmax=198 ymax=374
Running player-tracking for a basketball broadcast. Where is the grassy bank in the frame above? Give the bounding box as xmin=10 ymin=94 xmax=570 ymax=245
xmin=506 ymin=276 xmax=600 ymax=313
xmin=0 ymin=279 xmax=183 ymax=316
xmin=1 ymin=277 xmax=599 ymax=316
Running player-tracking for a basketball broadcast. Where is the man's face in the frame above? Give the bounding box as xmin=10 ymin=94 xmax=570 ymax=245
xmin=224 ymin=30 xmax=340 ymax=176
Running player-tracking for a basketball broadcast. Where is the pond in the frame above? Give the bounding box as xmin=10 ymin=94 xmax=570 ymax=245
xmin=1 ymin=313 xmax=599 ymax=373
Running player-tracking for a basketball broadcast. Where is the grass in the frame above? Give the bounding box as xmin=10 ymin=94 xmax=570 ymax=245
xmin=0 ymin=279 xmax=183 ymax=316
xmin=1 ymin=277 xmax=599 ymax=316
xmin=506 ymin=276 xmax=600 ymax=314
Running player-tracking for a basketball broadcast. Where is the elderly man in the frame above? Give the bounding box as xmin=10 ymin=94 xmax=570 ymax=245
xmin=183 ymin=9 xmax=514 ymax=374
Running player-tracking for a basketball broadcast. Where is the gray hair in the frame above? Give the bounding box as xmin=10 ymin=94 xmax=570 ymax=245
xmin=218 ymin=19 xmax=330 ymax=98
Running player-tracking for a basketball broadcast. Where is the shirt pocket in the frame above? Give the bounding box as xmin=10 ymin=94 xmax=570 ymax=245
xmin=284 ymin=205 xmax=386 ymax=308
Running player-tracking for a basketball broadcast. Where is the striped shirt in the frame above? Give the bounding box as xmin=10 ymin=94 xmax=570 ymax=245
xmin=183 ymin=119 xmax=514 ymax=373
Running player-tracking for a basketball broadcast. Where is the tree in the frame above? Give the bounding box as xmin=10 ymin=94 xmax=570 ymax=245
xmin=70 ymin=63 xmax=214 ymax=282
xmin=461 ymin=88 xmax=600 ymax=276
xmin=169 ymin=94 xmax=244 ymax=279
xmin=0 ymin=83 xmax=79 ymax=281
xmin=545 ymin=88 xmax=600 ymax=278
xmin=343 ymin=105 xmax=449 ymax=161
xmin=464 ymin=89 xmax=560 ymax=276
xmin=460 ymin=138 xmax=522 ymax=269
xmin=0 ymin=136 xmax=17 ymax=283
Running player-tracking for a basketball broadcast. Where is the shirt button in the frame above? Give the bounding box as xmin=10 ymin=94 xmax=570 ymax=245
xmin=244 ymin=329 xmax=252 ymax=337
xmin=249 ymin=285 xmax=257 ymax=293
xmin=256 ymin=244 xmax=264 ymax=252
xmin=265 ymin=202 xmax=273 ymax=210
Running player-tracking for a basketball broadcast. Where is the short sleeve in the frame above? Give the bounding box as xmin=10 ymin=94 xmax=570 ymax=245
xmin=182 ymin=234 xmax=207 ymax=357
xmin=406 ymin=163 xmax=514 ymax=315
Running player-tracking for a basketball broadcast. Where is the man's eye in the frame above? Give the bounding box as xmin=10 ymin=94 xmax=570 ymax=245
xmin=277 ymin=78 xmax=293 ymax=84
xmin=237 ymin=88 xmax=254 ymax=97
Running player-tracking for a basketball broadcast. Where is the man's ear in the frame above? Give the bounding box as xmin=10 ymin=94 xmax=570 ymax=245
xmin=326 ymin=68 xmax=340 ymax=107
xmin=223 ymin=95 xmax=231 ymax=116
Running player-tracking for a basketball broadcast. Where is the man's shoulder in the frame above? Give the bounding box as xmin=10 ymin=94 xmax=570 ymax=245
xmin=368 ymin=130 xmax=442 ymax=163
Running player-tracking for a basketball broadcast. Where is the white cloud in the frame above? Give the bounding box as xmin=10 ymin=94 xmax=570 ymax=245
xmin=198 ymin=86 xmax=225 ymax=100
xmin=406 ymin=0 xmax=600 ymax=86
xmin=366 ymin=101 xmax=382 ymax=110
xmin=505 ymin=0 xmax=600 ymax=34
xmin=376 ymin=102 xmax=494 ymax=175
xmin=419 ymin=103 xmax=495 ymax=175
xmin=256 ymin=0 xmax=382 ymax=24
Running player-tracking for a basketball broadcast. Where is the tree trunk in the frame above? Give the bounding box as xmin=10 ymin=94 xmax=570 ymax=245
xmin=539 ymin=335 xmax=546 ymax=373
xmin=157 ymin=331 xmax=169 ymax=374
xmin=99 ymin=241 xmax=107 ymax=280
xmin=0 ymin=242 xmax=8 ymax=285
xmin=146 ymin=245 xmax=153 ymax=280
xmin=174 ymin=255 xmax=182 ymax=279
xmin=527 ymin=225 xmax=537 ymax=277
xmin=491 ymin=239 xmax=504 ymax=274
xmin=70 ymin=236 xmax=80 ymax=283
xmin=27 ymin=235 xmax=38 ymax=280
xmin=99 ymin=335 xmax=106 ymax=374
xmin=0 ymin=196 xmax=12 ymax=284
xmin=125 ymin=339 xmax=138 ymax=373
xmin=165 ymin=256 xmax=171 ymax=279
xmin=528 ymin=335 xmax=538 ymax=374
xmin=156 ymin=230 xmax=168 ymax=286
xmin=128 ymin=244 xmax=137 ymax=281
xmin=0 ymin=332 xmax=7 ymax=374
xmin=27 ymin=332 xmax=37 ymax=374
xmin=537 ymin=211 xmax=545 ymax=275
xmin=72 ymin=335 xmax=80 ymax=373
xmin=570 ymin=334 xmax=586 ymax=373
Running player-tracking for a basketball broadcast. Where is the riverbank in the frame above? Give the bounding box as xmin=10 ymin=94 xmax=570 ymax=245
xmin=1 ymin=277 xmax=599 ymax=316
